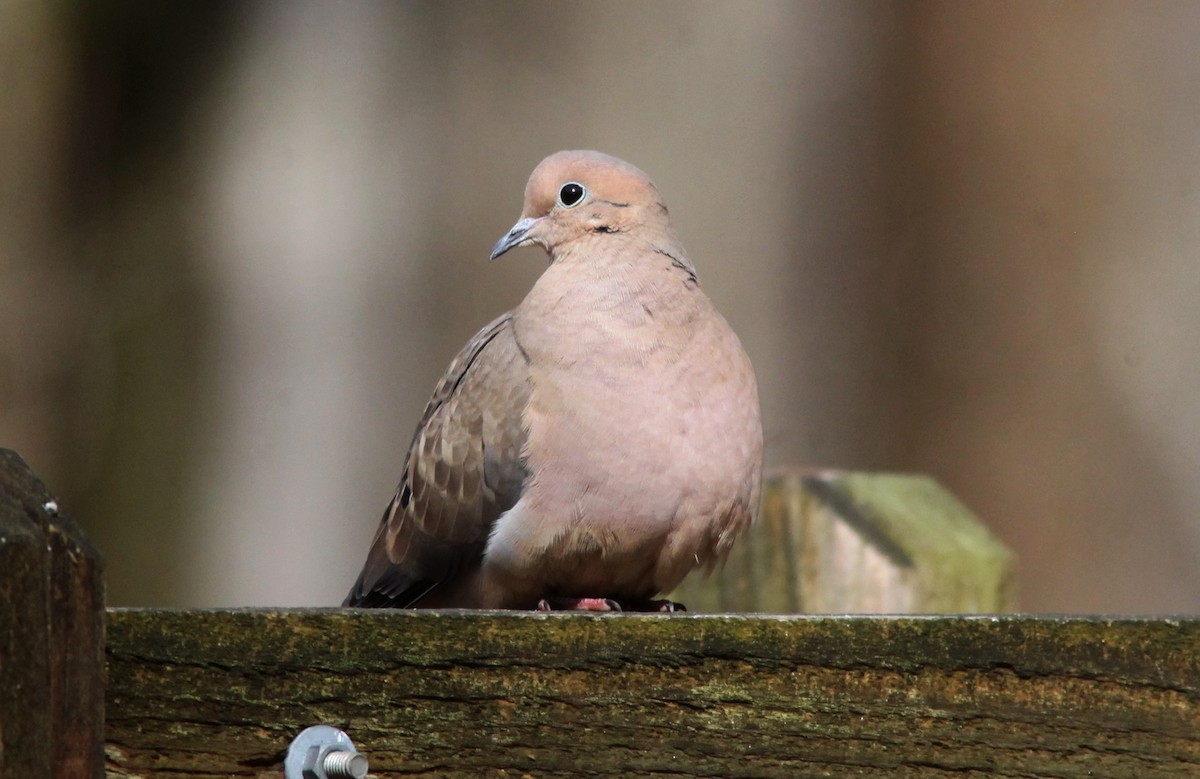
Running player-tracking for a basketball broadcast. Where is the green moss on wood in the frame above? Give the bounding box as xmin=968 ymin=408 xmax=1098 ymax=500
xmin=673 ymin=472 xmax=1016 ymax=613
xmin=106 ymin=610 xmax=1200 ymax=778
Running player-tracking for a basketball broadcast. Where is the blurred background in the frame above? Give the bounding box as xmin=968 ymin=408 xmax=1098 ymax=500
xmin=4 ymin=1 xmax=1199 ymax=612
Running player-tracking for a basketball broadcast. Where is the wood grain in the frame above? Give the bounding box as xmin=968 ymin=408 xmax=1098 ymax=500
xmin=1 ymin=449 xmax=105 ymax=779
xmin=106 ymin=609 xmax=1199 ymax=778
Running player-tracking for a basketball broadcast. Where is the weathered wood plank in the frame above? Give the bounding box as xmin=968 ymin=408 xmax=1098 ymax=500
xmin=106 ymin=609 xmax=1200 ymax=778
xmin=0 ymin=452 xmax=52 ymax=779
xmin=1 ymin=449 xmax=105 ymax=779
xmin=672 ymin=471 xmax=1016 ymax=613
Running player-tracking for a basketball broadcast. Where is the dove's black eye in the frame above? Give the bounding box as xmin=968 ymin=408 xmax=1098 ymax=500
xmin=557 ymin=181 xmax=587 ymax=208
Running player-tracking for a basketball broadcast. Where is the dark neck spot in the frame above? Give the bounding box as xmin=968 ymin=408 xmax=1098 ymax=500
xmin=652 ymin=246 xmax=698 ymax=285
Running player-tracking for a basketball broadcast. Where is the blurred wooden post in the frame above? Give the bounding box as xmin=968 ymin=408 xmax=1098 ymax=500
xmin=672 ymin=469 xmax=1016 ymax=613
xmin=0 ymin=450 xmax=105 ymax=779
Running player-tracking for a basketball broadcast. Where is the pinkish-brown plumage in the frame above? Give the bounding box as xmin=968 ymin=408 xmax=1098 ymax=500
xmin=345 ymin=151 xmax=762 ymax=610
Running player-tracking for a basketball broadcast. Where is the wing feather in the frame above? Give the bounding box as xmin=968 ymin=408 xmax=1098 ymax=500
xmin=343 ymin=313 xmax=530 ymax=607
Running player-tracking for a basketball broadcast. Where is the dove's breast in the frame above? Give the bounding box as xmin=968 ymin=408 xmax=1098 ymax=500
xmin=482 ymin=257 xmax=762 ymax=604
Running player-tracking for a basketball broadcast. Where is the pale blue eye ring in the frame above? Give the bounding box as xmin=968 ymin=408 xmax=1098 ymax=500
xmin=557 ymin=181 xmax=587 ymax=208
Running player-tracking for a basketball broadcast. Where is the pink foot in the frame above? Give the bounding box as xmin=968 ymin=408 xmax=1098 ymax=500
xmin=534 ymin=597 xmax=687 ymax=613
xmin=536 ymin=596 xmax=621 ymax=612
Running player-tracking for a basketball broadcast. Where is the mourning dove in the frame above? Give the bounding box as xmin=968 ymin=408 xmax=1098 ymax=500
xmin=344 ymin=150 xmax=762 ymax=611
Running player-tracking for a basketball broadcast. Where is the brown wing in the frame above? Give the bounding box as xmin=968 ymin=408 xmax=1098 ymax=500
xmin=343 ymin=313 xmax=530 ymax=607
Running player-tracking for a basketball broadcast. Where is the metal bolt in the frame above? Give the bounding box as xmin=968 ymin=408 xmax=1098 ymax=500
xmin=284 ymin=725 xmax=369 ymax=779
xmin=321 ymin=749 xmax=369 ymax=779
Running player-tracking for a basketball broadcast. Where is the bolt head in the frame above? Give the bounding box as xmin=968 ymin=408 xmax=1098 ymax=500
xmin=301 ymin=745 xmax=323 ymax=779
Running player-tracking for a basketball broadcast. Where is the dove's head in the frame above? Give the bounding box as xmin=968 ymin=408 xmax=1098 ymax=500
xmin=490 ymin=150 xmax=672 ymax=261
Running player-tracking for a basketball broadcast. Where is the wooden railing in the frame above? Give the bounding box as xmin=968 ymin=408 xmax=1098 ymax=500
xmin=2 ymin=448 xmax=1197 ymax=778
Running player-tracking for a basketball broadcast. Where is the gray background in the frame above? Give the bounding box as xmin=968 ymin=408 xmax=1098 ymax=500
xmin=4 ymin=2 xmax=1198 ymax=612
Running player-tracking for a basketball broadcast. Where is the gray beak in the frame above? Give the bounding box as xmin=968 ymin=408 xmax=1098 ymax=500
xmin=490 ymin=216 xmax=540 ymax=260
